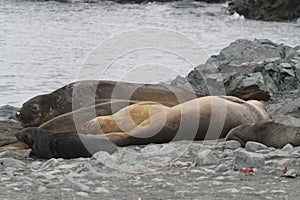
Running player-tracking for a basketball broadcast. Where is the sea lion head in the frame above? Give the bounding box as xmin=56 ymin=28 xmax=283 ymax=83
xmin=225 ymin=124 xmax=254 ymax=147
xmin=16 ymin=94 xmax=63 ymax=127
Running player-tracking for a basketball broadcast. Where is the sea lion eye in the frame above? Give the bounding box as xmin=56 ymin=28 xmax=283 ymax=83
xmin=29 ymin=104 xmax=39 ymax=111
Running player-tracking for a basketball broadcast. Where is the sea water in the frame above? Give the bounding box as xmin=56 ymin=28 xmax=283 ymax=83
xmin=0 ymin=0 xmax=299 ymax=120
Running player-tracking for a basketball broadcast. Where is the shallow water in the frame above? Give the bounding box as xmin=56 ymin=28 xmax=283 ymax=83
xmin=1 ymin=0 xmax=300 ymax=108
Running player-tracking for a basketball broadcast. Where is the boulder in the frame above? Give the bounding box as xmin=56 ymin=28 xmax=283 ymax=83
xmin=228 ymin=0 xmax=300 ymax=22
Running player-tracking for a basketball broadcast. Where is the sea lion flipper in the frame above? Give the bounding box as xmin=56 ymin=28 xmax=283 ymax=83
xmin=219 ymin=96 xmax=246 ymax=104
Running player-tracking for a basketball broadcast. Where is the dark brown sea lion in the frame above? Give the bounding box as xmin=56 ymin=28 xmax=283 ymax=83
xmin=16 ymin=96 xmax=269 ymax=158
xmin=16 ymin=80 xmax=202 ymax=128
xmin=226 ymin=120 xmax=300 ymax=148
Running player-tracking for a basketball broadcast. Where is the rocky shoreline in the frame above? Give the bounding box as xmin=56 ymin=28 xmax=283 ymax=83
xmin=0 ymin=133 xmax=299 ymax=199
xmin=228 ymin=0 xmax=300 ymax=22
xmin=0 ymin=38 xmax=300 ymax=198
xmin=38 ymin=0 xmax=300 ymax=22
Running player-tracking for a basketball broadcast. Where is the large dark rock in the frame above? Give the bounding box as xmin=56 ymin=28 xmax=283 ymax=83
xmin=228 ymin=0 xmax=300 ymax=22
xmin=171 ymin=39 xmax=300 ymax=98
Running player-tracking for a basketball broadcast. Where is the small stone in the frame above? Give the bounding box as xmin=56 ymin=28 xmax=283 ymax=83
xmin=195 ymin=149 xmax=219 ymax=166
xmin=282 ymin=169 xmax=297 ymax=178
xmin=37 ymin=186 xmax=47 ymax=193
xmin=280 ymin=63 xmax=292 ymax=69
xmin=223 ymin=140 xmax=241 ymax=150
xmin=215 ymin=162 xmax=231 ymax=173
xmin=245 ymin=141 xmax=268 ymax=152
xmin=38 ymin=158 xmax=59 ymax=170
xmin=0 ymin=158 xmax=26 ymax=169
xmin=91 ymin=151 xmax=119 ymax=170
xmin=76 ymin=192 xmax=89 ymax=197
xmin=233 ymin=149 xmax=265 ymax=168
xmin=278 ymin=158 xmax=298 ymax=166
xmin=240 ymin=186 xmax=256 ymax=191
xmin=221 ymin=149 xmax=234 ymax=158
xmin=62 ymin=178 xmax=90 ymax=192
xmin=293 ymin=146 xmax=300 ymax=154
xmin=281 ymin=144 xmax=294 ymax=151
xmin=94 ymin=187 xmax=111 ymax=194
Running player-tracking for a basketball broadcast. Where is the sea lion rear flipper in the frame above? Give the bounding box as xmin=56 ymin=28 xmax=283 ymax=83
xmin=219 ymin=96 xmax=246 ymax=104
xmin=0 ymin=141 xmax=29 ymax=150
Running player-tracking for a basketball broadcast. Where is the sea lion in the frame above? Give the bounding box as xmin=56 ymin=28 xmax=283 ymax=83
xmin=16 ymin=80 xmax=202 ymax=128
xmin=0 ymin=99 xmax=176 ymax=150
xmin=17 ymin=96 xmax=269 ymax=158
xmin=82 ymin=101 xmax=168 ymax=134
xmin=225 ymin=120 xmax=300 ymax=148
xmin=39 ymin=99 xmax=176 ymax=133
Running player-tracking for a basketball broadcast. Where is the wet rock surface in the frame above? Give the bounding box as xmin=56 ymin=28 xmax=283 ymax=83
xmin=0 ymin=121 xmax=21 ymax=146
xmin=0 ymin=139 xmax=299 ymax=199
xmin=228 ymin=0 xmax=300 ymax=22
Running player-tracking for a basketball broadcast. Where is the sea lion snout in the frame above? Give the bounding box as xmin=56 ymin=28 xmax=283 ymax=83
xmin=15 ymin=127 xmax=40 ymax=147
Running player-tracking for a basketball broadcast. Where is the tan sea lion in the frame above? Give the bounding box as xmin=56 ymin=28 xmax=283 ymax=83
xmin=16 ymin=80 xmax=202 ymax=128
xmin=226 ymin=120 xmax=300 ymax=148
xmin=39 ymin=99 xmax=176 ymax=133
xmin=16 ymin=96 xmax=269 ymax=158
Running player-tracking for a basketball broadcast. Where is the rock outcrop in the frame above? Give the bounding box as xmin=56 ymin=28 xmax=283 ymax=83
xmin=228 ymin=0 xmax=300 ymax=22
xmin=172 ymin=39 xmax=300 ymax=98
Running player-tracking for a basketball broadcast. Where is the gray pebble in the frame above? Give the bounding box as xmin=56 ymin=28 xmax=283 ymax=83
xmin=76 ymin=192 xmax=89 ymax=197
xmin=282 ymin=169 xmax=297 ymax=178
xmin=280 ymin=63 xmax=292 ymax=69
xmin=223 ymin=140 xmax=241 ymax=150
xmin=292 ymin=146 xmax=300 ymax=154
xmin=215 ymin=161 xmax=232 ymax=173
xmin=94 ymin=187 xmax=111 ymax=194
xmin=0 ymin=158 xmax=26 ymax=169
xmin=62 ymin=178 xmax=90 ymax=192
xmin=281 ymin=143 xmax=294 ymax=151
xmin=38 ymin=158 xmax=60 ymax=171
xmin=91 ymin=151 xmax=119 ymax=169
xmin=245 ymin=141 xmax=268 ymax=152
xmin=233 ymin=149 xmax=265 ymax=168
xmin=195 ymin=149 xmax=219 ymax=166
